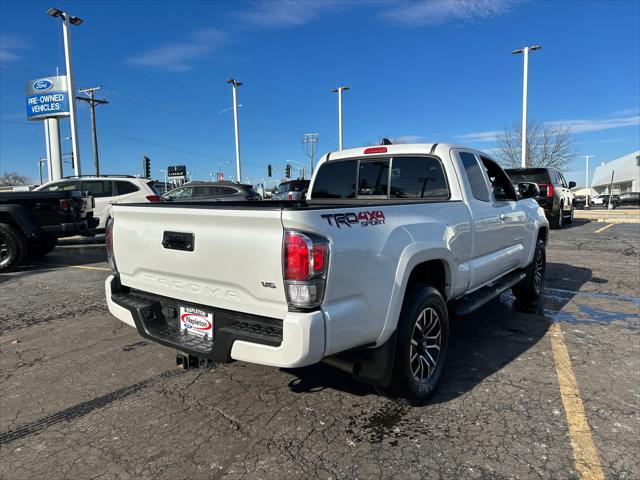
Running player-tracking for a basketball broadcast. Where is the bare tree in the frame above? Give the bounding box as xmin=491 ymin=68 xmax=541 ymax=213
xmin=0 ymin=172 xmax=32 ymax=186
xmin=496 ymin=120 xmax=576 ymax=170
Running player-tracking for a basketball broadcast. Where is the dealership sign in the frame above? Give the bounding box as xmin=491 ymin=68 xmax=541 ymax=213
xmin=25 ymin=76 xmax=70 ymax=121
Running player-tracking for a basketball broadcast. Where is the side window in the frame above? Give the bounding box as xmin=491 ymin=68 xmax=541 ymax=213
xmin=479 ymin=157 xmax=518 ymax=201
xmin=81 ymin=181 xmax=114 ymax=197
xmin=311 ymin=160 xmax=357 ymax=199
xmin=164 ymin=187 xmax=192 ymax=199
xmin=358 ymin=160 xmax=389 ymax=197
xmin=114 ymin=181 xmax=139 ymax=195
xmin=41 ymin=181 xmax=79 ymax=192
xmin=390 ymin=157 xmax=449 ymax=199
xmin=459 ymin=152 xmax=490 ymax=202
xmin=559 ymin=173 xmax=568 ymax=188
xmin=218 ymin=187 xmax=237 ymax=196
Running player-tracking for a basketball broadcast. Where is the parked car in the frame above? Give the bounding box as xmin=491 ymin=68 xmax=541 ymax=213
xmin=619 ymin=192 xmax=640 ymax=206
xmin=505 ymin=167 xmax=575 ymax=229
xmin=105 ymin=143 xmax=548 ymax=401
xmin=0 ymin=189 xmax=96 ymax=272
xmin=573 ymin=195 xmax=588 ymax=209
xmin=162 ymin=181 xmax=261 ymax=202
xmin=35 ymin=176 xmax=159 ymax=231
xmin=271 ymin=179 xmax=311 ymax=201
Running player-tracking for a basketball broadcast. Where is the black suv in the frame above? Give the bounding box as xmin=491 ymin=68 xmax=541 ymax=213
xmin=619 ymin=192 xmax=640 ymax=207
xmin=505 ymin=167 xmax=576 ymax=229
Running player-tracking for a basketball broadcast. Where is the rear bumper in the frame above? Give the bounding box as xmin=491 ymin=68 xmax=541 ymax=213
xmin=105 ymin=275 xmax=325 ymax=368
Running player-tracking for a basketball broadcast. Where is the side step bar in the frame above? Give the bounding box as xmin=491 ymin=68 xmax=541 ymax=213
xmin=450 ymin=271 xmax=526 ymax=316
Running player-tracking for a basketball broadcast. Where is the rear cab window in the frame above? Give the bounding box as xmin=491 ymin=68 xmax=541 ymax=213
xmin=311 ymin=156 xmax=449 ymax=201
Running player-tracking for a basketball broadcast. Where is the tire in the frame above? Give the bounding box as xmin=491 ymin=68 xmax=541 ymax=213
xmin=566 ymin=205 xmax=574 ymax=224
xmin=550 ymin=204 xmax=563 ymax=229
xmin=0 ymin=223 xmax=28 ymax=273
xmin=29 ymin=235 xmax=58 ymax=258
xmin=391 ymin=286 xmax=449 ymax=403
xmin=513 ymin=239 xmax=546 ymax=303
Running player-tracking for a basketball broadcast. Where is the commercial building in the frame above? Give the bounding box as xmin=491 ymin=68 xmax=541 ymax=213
xmin=590 ymin=150 xmax=640 ymax=194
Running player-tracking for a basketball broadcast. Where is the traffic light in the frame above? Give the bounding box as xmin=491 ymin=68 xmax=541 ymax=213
xmin=143 ymin=156 xmax=151 ymax=179
xmin=268 ymin=164 xmax=272 ymax=177
xmin=285 ymin=164 xmax=291 ymax=178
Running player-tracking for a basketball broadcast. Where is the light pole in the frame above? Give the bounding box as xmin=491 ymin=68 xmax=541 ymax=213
xmin=160 ymin=169 xmax=167 ymax=189
xmin=331 ymin=86 xmax=349 ymax=150
xmin=47 ymin=8 xmax=83 ymax=176
xmin=512 ymin=45 xmax=541 ymax=168
xmin=583 ymin=155 xmax=595 ymax=209
xmin=227 ymin=79 xmax=242 ymax=182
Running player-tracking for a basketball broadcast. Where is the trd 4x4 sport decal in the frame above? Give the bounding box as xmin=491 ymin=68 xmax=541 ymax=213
xmin=321 ymin=210 xmax=385 ymax=228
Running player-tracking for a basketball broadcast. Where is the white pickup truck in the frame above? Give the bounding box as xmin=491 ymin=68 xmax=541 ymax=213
xmin=105 ymin=143 xmax=548 ymax=401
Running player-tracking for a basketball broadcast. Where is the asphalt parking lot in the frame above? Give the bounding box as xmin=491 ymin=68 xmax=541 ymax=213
xmin=1 ymin=220 xmax=638 ymax=479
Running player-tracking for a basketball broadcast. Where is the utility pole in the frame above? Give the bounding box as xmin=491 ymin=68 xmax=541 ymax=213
xmin=512 ymin=45 xmax=541 ymax=168
xmin=77 ymin=87 xmax=109 ymax=175
xmin=583 ymin=155 xmax=594 ymax=209
xmin=227 ymin=79 xmax=242 ymax=182
xmin=303 ymin=133 xmax=319 ymax=173
xmin=47 ymin=8 xmax=84 ymax=176
xmin=331 ymin=86 xmax=349 ymax=150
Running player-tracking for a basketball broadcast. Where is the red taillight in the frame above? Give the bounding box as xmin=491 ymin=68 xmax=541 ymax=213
xmin=312 ymin=244 xmax=327 ymax=272
xmin=146 ymin=195 xmax=161 ymax=202
xmin=283 ymin=231 xmax=329 ymax=308
xmin=364 ymin=146 xmax=388 ymax=154
xmin=541 ymin=183 xmax=554 ymax=198
xmin=285 ymin=232 xmax=310 ymax=281
xmin=59 ymin=198 xmax=72 ymax=210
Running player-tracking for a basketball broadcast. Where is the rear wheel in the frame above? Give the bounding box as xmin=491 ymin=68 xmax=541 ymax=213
xmin=392 ymin=286 xmax=449 ymax=403
xmin=513 ymin=239 xmax=546 ymax=303
xmin=0 ymin=223 xmax=28 ymax=273
xmin=565 ymin=205 xmax=574 ymax=224
xmin=550 ymin=204 xmax=563 ymax=229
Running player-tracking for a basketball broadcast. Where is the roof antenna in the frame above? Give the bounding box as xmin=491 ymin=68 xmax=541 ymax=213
xmin=380 ymin=138 xmax=393 ymax=145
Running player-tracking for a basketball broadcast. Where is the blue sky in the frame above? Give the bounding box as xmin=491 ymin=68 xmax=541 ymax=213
xmin=1 ymin=0 xmax=639 ymax=187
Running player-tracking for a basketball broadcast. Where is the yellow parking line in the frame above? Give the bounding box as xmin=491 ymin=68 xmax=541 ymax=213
xmin=69 ymin=265 xmax=110 ymax=271
xmin=550 ymin=323 xmax=605 ymax=480
xmin=595 ymin=223 xmax=614 ymax=234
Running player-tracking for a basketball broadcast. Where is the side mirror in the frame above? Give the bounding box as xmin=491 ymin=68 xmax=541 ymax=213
xmin=569 ymin=181 xmax=576 ymax=189
xmin=518 ymin=182 xmax=540 ymax=199
xmin=493 ymin=185 xmax=507 ymax=200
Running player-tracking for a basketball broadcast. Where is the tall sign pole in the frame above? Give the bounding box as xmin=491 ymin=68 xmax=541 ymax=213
xmin=227 ymin=79 xmax=242 ymax=182
xmin=61 ymin=14 xmax=81 ymax=176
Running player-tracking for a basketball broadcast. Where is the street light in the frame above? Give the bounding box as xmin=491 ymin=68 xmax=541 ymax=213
xmin=47 ymin=7 xmax=83 ymax=176
xmin=227 ymin=79 xmax=242 ymax=183
xmin=512 ymin=45 xmax=541 ymax=168
xmin=331 ymin=86 xmax=349 ymax=150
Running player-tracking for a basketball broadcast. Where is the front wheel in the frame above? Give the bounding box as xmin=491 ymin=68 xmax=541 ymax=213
xmin=566 ymin=206 xmax=574 ymax=224
xmin=513 ymin=239 xmax=546 ymax=303
xmin=392 ymin=286 xmax=449 ymax=403
xmin=550 ymin=205 xmax=563 ymax=229
xmin=0 ymin=223 xmax=28 ymax=273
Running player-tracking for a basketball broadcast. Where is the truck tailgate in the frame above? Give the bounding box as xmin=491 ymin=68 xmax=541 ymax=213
xmin=112 ymin=205 xmax=288 ymax=319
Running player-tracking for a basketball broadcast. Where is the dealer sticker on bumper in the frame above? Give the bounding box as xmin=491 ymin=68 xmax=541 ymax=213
xmin=179 ymin=306 xmax=213 ymax=339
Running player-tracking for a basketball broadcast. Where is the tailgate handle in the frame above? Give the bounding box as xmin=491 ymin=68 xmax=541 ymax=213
xmin=162 ymin=231 xmax=194 ymax=252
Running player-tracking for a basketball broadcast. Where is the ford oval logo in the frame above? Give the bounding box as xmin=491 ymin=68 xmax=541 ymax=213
xmin=33 ymin=79 xmax=54 ymax=92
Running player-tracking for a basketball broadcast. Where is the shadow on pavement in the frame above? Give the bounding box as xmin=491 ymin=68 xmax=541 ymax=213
xmin=282 ymin=262 xmax=592 ymax=403
xmin=4 ymin=244 xmax=108 ymax=278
